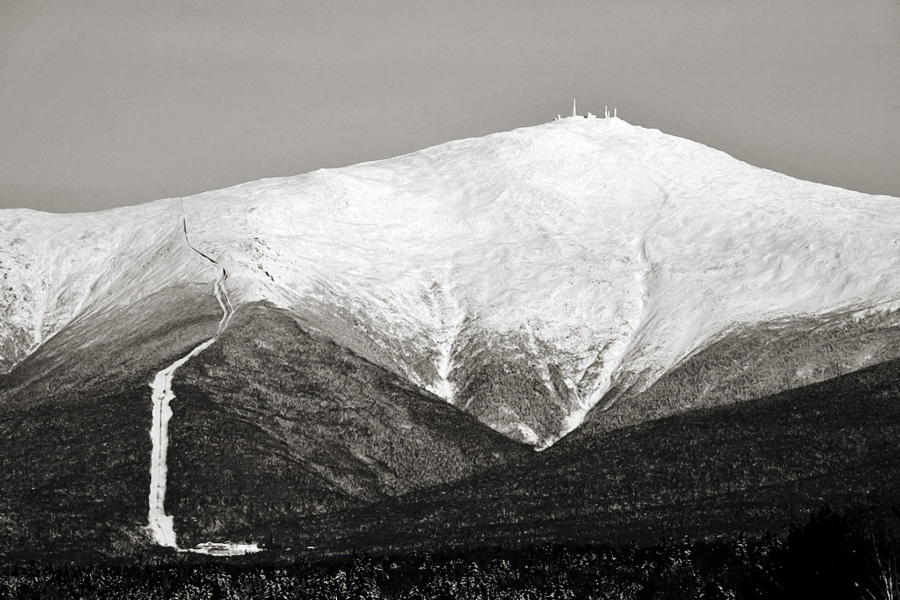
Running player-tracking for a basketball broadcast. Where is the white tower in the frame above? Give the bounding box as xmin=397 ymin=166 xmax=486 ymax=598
xmin=572 ymin=99 xmax=577 ymax=117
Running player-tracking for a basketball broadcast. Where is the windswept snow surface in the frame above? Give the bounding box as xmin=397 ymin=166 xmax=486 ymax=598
xmin=179 ymin=117 xmax=900 ymax=444
xmin=0 ymin=200 xmax=198 ymax=372
xmin=3 ymin=117 xmax=900 ymax=447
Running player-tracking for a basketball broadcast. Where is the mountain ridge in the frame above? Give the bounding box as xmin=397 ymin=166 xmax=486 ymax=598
xmin=2 ymin=117 xmax=899 ymax=446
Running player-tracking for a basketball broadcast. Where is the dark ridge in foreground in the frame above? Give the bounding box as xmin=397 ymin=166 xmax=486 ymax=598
xmin=3 ymin=296 xmax=899 ymax=565
xmin=260 ymin=355 xmax=900 ymax=557
xmin=4 ymin=506 xmax=899 ymax=599
xmin=167 ymin=303 xmax=528 ymax=547
xmin=0 ymin=283 xmax=223 ymax=560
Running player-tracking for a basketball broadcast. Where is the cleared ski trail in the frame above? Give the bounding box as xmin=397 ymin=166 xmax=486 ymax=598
xmin=146 ymin=212 xmax=259 ymax=556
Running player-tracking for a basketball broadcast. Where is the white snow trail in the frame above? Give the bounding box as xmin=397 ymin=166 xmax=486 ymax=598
xmin=145 ymin=210 xmax=260 ymax=556
xmin=146 ymin=318 xmax=220 ymax=548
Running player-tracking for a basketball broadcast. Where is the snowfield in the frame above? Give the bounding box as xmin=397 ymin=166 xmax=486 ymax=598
xmin=0 ymin=199 xmax=204 ymax=371
xmin=2 ymin=116 xmax=900 ymax=446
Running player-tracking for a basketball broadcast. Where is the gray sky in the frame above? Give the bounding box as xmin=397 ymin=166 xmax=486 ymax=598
xmin=1 ymin=0 xmax=898 ymax=212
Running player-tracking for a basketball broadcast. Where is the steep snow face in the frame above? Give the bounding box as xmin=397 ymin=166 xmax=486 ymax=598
xmin=173 ymin=117 xmax=900 ymax=445
xmin=0 ymin=199 xmax=213 ymax=372
xmin=3 ymin=118 xmax=899 ymax=446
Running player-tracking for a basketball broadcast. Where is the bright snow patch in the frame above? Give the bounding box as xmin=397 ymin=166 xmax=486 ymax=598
xmin=186 ymin=542 xmax=262 ymax=556
xmin=516 ymin=423 xmax=541 ymax=446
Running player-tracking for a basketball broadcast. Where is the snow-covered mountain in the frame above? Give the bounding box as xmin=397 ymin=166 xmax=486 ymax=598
xmin=2 ymin=116 xmax=899 ymax=446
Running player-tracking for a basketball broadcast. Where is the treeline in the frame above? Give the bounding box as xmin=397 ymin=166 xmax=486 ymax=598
xmin=166 ymin=305 xmax=526 ymax=548
xmin=2 ymin=506 xmax=899 ymax=600
xmin=588 ymin=307 xmax=900 ymax=435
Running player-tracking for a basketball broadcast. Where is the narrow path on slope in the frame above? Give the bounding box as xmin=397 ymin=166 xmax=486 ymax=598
xmin=146 ymin=204 xmax=259 ymax=556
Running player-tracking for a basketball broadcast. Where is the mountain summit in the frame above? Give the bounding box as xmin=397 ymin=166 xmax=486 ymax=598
xmin=2 ymin=117 xmax=899 ymax=447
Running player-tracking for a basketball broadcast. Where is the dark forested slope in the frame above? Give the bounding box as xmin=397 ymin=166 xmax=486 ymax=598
xmin=166 ymin=303 xmax=528 ymax=548
xmin=0 ymin=282 xmax=223 ymax=560
xmin=269 ymin=355 xmax=900 ymax=557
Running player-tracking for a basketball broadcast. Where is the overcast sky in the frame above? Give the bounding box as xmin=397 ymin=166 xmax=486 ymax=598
xmin=1 ymin=0 xmax=898 ymax=212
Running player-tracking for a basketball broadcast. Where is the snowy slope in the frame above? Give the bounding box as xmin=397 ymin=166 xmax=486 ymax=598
xmin=3 ymin=116 xmax=899 ymax=445
xmin=0 ymin=199 xmax=217 ymax=371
